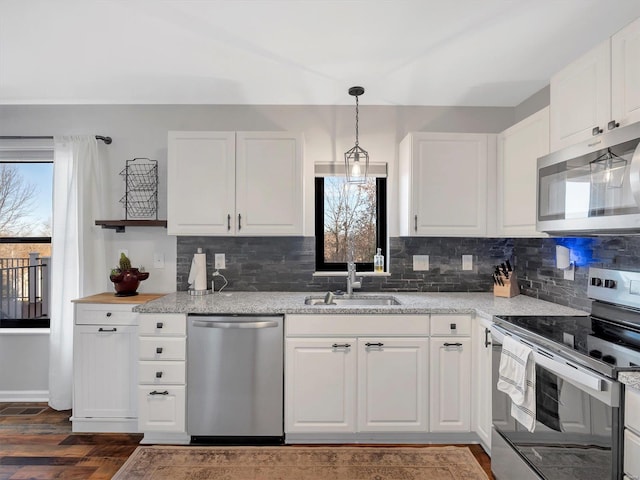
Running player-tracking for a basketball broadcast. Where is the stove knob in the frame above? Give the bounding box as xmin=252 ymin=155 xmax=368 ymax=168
xmin=591 ymin=277 xmax=602 ymax=286
xmin=604 ymin=279 xmax=617 ymax=289
xmin=589 ymin=349 xmax=602 ymax=359
xmin=602 ymin=354 xmax=617 ymax=365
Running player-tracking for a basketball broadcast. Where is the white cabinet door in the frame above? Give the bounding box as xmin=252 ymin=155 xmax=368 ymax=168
xmin=612 ymin=17 xmax=640 ymax=128
xmin=138 ymin=385 xmax=186 ymax=432
xmin=429 ymin=336 xmax=471 ymax=432
xmin=74 ymin=325 xmax=138 ymax=419
xmin=550 ymin=41 xmax=611 ymax=152
xmin=496 ymin=107 xmax=549 ymax=237
xmin=473 ymin=317 xmax=493 ymax=450
xmin=399 ymin=132 xmax=490 ymax=236
xmin=357 ymin=338 xmax=428 ymax=432
xmin=167 ymin=131 xmax=235 ymax=235
xmin=285 ymin=338 xmax=357 ymax=433
xmin=236 ymin=132 xmax=304 ymax=235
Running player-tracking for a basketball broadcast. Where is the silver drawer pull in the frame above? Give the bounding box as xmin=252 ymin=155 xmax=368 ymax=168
xmin=98 ymin=327 xmax=117 ymax=332
xmin=332 ymin=343 xmax=351 ymax=348
xmin=443 ymin=342 xmax=463 ymax=347
xmin=149 ymin=390 xmax=169 ymax=396
xmin=365 ymin=342 xmax=384 ymax=347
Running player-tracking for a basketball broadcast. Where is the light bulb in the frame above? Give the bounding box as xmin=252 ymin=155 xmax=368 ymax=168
xmin=351 ymin=160 xmax=361 ymax=178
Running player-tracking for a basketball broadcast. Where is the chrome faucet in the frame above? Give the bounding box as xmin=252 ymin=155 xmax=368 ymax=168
xmin=346 ymin=261 xmax=361 ymax=295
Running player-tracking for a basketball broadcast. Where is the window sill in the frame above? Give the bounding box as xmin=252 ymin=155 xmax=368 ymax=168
xmin=0 ymin=328 xmax=50 ymax=335
xmin=312 ymin=271 xmax=391 ymax=277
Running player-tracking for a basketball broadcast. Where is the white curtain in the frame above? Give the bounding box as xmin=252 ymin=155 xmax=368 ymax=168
xmin=49 ymin=136 xmax=108 ymax=410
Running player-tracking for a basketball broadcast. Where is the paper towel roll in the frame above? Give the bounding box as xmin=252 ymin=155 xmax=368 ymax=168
xmin=188 ymin=252 xmax=208 ymax=291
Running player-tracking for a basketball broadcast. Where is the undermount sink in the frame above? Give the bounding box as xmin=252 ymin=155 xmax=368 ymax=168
xmin=304 ymin=295 xmax=401 ymax=306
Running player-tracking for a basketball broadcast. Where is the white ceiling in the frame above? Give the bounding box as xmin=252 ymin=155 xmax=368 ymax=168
xmin=2 ymin=0 xmax=640 ymax=106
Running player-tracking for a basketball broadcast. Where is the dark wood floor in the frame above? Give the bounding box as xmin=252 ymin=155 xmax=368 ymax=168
xmin=0 ymin=402 xmax=493 ymax=479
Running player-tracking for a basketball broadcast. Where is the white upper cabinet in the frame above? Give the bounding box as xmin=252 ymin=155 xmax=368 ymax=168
xmin=550 ymin=17 xmax=640 ymax=152
xmin=399 ymin=132 xmax=493 ymax=236
xmin=612 ymin=17 xmax=640 ymax=128
xmin=168 ymin=131 xmax=304 ymax=236
xmin=496 ymin=107 xmax=549 ymax=237
xmin=168 ymin=131 xmax=236 ymax=235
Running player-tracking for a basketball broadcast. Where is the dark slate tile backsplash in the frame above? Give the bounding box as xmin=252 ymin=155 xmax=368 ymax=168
xmin=177 ymin=235 xmax=640 ymax=310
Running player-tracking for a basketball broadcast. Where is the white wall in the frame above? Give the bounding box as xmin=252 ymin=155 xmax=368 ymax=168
xmin=0 ymin=330 xmax=49 ymax=401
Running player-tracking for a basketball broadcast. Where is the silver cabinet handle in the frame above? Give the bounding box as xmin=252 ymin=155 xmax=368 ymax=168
xmin=484 ymin=328 xmax=492 ymax=348
xmin=105 ymin=312 xmax=112 ymax=317
xmin=149 ymin=390 xmax=169 ymax=396
xmin=365 ymin=342 xmax=384 ymax=347
xmin=156 ymin=322 xmax=163 ymax=329
xmin=227 ymin=214 xmax=231 ymax=231
xmin=98 ymin=327 xmax=117 ymax=332
xmin=192 ymin=320 xmax=278 ymax=329
xmin=332 ymin=343 xmax=351 ymax=348
xmin=155 ymin=371 xmax=163 ymax=378
xmin=592 ymin=126 xmax=603 ymax=136
xmin=443 ymin=342 xmax=463 ymax=347
xmin=414 ymin=214 xmax=418 ymax=232
xmin=156 ymin=347 xmax=163 ymax=354
xmin=238 ymin=213 xmax=242 ymax=230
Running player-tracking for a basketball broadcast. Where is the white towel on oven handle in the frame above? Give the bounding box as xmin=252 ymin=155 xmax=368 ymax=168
xmin=496 ymin=335 xmax=536 ymax=432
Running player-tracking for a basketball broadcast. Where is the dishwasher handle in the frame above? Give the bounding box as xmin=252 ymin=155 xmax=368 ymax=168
xmin=191 ymin=319 xmax=279 ymax=329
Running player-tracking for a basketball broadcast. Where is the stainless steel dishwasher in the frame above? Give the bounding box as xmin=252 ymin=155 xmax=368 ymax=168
xmin=187 ymin=314 xmax=284 ymax=444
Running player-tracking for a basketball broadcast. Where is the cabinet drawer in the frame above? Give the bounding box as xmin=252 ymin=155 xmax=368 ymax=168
xmin=626 ymin=388 xmax=640 ymax=435
xmin=139 ymin=337 xmax=186 ymax=361
xmin=625 ymin=428 xmax=640 ymax=478
xmin=139 ymin=314 xmax=186 ymax=336
xmin=139 ymin=361 xmax=186 ymax=385
xmin=75 ymin=303 xmax=137 ymax=326
xmin=430 ymin=315 xmax=472 ymax=336
xmin=138 ymin=385 xmax=186 ymax=433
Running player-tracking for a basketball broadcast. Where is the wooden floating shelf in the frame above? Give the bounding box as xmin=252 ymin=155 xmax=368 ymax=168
xmin=95 ymin=220 xmax=168 ymax=233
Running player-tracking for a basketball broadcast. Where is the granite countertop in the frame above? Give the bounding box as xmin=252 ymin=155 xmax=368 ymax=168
xmin=133 ymin=291 xmax=585 ymax=318
xmin=619 ymin=371 xmax=640 ymax=391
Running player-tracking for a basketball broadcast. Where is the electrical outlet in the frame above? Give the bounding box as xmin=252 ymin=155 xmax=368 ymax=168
xmin=215 ymin=253 xmax=226 ymax=269
xmin=462 ymin=255 xmax=473 ymax=271
xmin=413 ymin=255 xmax=429 ymax=271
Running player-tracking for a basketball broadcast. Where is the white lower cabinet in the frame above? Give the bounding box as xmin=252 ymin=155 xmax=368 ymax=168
xmin=429 ymin=315 xmax=472 ymax=433
xmin=137 ymin=313 xmax=189 ymax=444
xmin=285 ymin=338 xmax=357 ymax=433
xmin=72 ymin=302 xmax=140 ymax=433
xmin=624 ymin=387 xmax=640 ymax=479
xmin=357 ymin=338 xmax=429 ymax=432
xmin=429 ymin=336 xmax=471 ymax=432
xmin=473 ymin=316 xmax=493 ymax=451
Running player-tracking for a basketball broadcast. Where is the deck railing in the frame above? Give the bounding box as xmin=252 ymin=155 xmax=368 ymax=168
xmin=0 ymin=253 xmax=49 ymax=321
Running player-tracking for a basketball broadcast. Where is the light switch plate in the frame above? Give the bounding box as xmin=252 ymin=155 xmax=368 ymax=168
xmin=462 ymin=255 xmax=473 ymax=271
xmin=413 ymin=255 xmax=429 ymax=271
xmin=215 ymin=253 xmax=226 ymax=269
xmin=153 ymin=253 xmax=165 ymax=269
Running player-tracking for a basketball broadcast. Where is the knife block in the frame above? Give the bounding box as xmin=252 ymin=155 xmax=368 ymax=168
xmin=494 ymin=272 xmax=520 ymax=298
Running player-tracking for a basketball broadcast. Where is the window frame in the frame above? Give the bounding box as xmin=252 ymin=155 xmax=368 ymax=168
xmin=0 ymin=157 xmax=52 ymax=328
xmin=314 ymin=176 xmax=387 ymax=272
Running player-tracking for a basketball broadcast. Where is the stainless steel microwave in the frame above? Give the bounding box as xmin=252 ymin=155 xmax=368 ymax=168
xmin=537 ymin=121 xmax=640 ymax=234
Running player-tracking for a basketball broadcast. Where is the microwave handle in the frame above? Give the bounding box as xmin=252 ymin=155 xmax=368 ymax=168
xmin=630 ymin=142 xmax=640 ymax=208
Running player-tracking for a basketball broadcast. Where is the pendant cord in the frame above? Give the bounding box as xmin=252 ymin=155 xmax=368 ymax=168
xmin=355 ymin=95 xmax=359 ymax=147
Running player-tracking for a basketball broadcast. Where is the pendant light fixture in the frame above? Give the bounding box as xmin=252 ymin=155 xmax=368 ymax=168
xmin=344 ymin=86 xmax=369 ymax=184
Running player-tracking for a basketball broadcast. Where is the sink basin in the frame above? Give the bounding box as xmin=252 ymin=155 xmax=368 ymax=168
xmin=304 ymin=295 xmax=401 ymax=306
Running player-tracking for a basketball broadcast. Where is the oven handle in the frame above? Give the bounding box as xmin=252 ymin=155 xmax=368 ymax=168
xmin=491 ymin=324 xmax=606 ymax=393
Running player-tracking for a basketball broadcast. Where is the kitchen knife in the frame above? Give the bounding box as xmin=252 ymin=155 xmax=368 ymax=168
xmin=500 ymin=263 xmax=509 ymax=279
xmin=492 ymin=273 xmax=498 ymax=285
xmin=505 ymin=259 xmax=513 ymax=272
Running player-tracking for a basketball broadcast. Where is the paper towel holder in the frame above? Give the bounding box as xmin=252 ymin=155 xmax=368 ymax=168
xmin=188 ymin=247 xmax=212 ymax=296
xmin=556 ymin=245 xmax=575 ymax=281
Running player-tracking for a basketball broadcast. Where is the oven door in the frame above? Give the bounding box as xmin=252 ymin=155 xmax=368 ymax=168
xmin=491 ymin=325 xmax=622 ymax=480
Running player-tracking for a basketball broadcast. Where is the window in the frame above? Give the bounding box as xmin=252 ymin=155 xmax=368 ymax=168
xmin=0 ymin=161 xmax=53 ymax=328
xmin=315 ymin=173 xmax=387 ymax=272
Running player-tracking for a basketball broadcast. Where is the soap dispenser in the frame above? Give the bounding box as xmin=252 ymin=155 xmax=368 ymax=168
xmin=374 ymin=248 xmax=384 ymax=273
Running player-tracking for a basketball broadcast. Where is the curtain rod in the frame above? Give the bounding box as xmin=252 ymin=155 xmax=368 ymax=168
xmin=0 ymin=135 xmax=112 ymax=144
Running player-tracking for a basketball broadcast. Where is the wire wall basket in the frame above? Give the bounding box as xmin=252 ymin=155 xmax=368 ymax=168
xmin=119 ymin=158 xmax=159 ymax=220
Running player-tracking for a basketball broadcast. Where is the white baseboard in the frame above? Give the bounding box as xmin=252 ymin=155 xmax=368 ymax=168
xmin=0 ymin=390 xmax=49 ymax=403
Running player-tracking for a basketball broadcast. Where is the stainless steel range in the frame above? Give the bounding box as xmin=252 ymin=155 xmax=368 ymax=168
xmin=491 ymin=268 xmax=640 ymax=480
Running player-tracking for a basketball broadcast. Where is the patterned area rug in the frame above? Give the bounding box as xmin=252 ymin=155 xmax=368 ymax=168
xmin=113 ymin=445 xmax=489 ymax=480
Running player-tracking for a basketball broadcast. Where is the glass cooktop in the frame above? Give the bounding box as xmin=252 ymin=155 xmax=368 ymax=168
xmin=494 ymin=314 xmax=640 ymax=373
